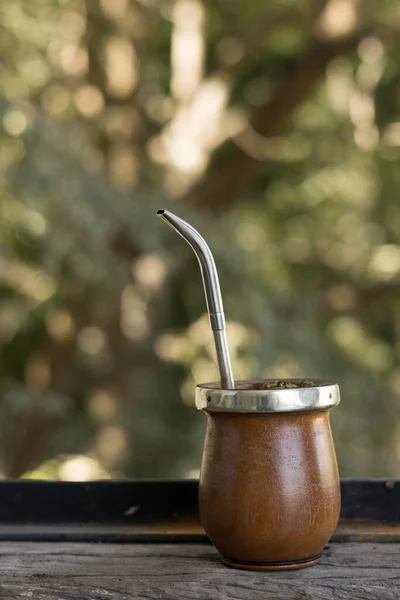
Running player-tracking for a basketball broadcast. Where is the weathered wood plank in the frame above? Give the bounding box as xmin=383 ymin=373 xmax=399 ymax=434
xmin=0 ymin=542 xmax=398 ymax=600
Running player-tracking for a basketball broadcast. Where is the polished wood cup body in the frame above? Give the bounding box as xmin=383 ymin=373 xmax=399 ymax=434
xmin=198 ymin=383 xmax=340 ymax=570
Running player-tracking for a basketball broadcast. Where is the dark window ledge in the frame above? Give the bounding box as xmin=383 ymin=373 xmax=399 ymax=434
xmin=0 ymin=479 xmax=398 ymax=543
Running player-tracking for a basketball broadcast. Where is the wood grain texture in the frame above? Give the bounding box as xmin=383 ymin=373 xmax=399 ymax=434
xmin=0 ymin=542 xmax=398 ymax=599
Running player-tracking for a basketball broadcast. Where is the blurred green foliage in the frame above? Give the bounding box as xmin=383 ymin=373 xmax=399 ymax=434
xmin=0 ymin=0 xmax=400 ymax=479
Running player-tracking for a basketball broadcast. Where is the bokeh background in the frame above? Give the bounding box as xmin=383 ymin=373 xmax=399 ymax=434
xmin=1 ymin=0 xmax=400 ymax=480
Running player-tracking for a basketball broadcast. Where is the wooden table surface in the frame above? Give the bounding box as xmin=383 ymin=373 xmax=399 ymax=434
xmin=0 ymin=541 xmax=399 ymax=599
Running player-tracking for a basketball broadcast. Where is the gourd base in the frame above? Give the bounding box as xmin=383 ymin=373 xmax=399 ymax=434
xmin=220 ymin=553 xmax=322 ymax=571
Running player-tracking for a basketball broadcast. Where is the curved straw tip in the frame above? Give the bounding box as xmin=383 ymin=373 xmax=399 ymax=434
xmin=156 ymin=209 xmax=165 ymax=215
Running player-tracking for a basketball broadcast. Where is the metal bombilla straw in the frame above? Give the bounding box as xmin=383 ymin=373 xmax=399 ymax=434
xmin=157 ymin=210 xmax=235 ymax=390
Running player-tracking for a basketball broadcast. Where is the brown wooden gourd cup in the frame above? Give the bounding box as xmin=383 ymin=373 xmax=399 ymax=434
xmin=196 ymin=378 xmax=341 ymax=571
